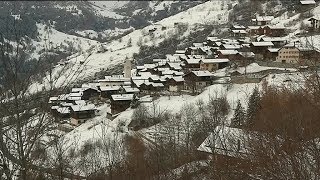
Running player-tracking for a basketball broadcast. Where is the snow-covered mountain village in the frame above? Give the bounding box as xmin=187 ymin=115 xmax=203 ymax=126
xmin=1 ymin=0 xmax=320 ymax=179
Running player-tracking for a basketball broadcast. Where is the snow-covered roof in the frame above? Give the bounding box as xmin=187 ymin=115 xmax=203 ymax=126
xmin=111 ymin=94 xmax=135 ymax=101
xmin=231 ymin=30 xmax=247 ymax=34
xmin=222 ymin=44 xmax=241 ymax=50
xmin=187 ymin=55 xmax=206 ymax=59
xmin=175 ymin=50 xmax=186 ymax=54
xmin=267 ymin=25 xmax=286 ymax=30
xmin=75 ymin=100 xmax=86 ymax=105
xmin=70 ymin=92 xmax=83 ymax=97
xmin=247 ymin=26 xmax=261 ymax=30
xmin=256 ymin=15 xmax=274 ymax=22
xmin=191 ymin=70 xmax=214 ymax=77
xmin=200 ymin=59 xmax=230 ymax=63
xmin=185 ymin=58 xmax=201 ymax=64
xmin=309 ymin=15 xmax=320 ymax=21
xmin=99 ymin=75 xmax=130 ymax=82
xmin=67 ymin=97 xmax=82 ymax=101
xmin=197 ymin=126 xmax=252 ymax=158
xmin=170 ymin=76 xmax=184 ymax=82
xmin=218 ymin=50 xmax=238 ymax=55
xmin=71 ymin=104 xmax=95 ymax=112
xmin=237 ymin=52 xmax=255 ymax=58
xmin=300 ymin=0 xmax=316 ymax=5
xmin=100 ymin=86 xmax=121 ymax=91
xmin=57 ymin=107 xmax=70 ymax=114
xmin=251 ymin=41 xmax=274 ymax=47
xmin=51 ymin=106 xmax=59 ymax=110
xmin=71 ymin=87 xmax=87 ymax=93
xmin=207 ymin=36 xmax=220 ymax=42
xmin=193 ymin=42 xmax=204 ymax=47
xmin=232 ymin=25 xmax=246 ymax=29
xmin=167 ymin=62 xmax=182 ymax=70
xmin=123 ymin=86 xmax=140 ymax=93
xmin=49 ymin=97 xmax=58 ymax=102
xmin=60 ymin=102 xmax=74 ymax=107
xmin=268 ymin=48 xmax=280 ymax=53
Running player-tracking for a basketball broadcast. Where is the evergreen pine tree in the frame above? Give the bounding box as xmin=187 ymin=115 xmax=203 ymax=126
xmin=246 ymin=87 xmax=261 ymax=128
xmin=231 ymin=100 xmax=245 ymax=128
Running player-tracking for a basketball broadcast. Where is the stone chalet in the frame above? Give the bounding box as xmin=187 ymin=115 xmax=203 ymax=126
xmin=275 ymin=43 xmax=320 ymax=64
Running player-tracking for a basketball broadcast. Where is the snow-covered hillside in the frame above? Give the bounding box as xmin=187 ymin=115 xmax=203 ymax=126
xmin=88 ymin=1 xmax=129 ymax=19
xmin=31 ymin=23 xmax=100 ymax=60
xmin=31 ymin=0 xmax=232 ymax=93
xmin=53 ymin=69 xmax=305 ymax=175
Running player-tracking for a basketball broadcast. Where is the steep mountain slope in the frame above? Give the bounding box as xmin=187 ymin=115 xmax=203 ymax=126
xmin=29 ymin=0 xmax=233 ymax=93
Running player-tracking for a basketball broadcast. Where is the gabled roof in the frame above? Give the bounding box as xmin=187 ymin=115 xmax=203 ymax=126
xmin=308 ymin=15 xmax=320 ymax=21
xmin=251 ymin=41 xmax=274 ymax=47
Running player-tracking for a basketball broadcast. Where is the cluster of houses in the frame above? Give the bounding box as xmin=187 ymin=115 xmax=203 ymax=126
xmin=48 ymin=11 xmax=320 ymax=130
xmin=227 ymin=13 xmax=320 ymax=64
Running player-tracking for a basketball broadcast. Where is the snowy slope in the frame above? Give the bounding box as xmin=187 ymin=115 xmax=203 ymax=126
xmin=53 ymin=70 xmax=307 ymax=175
xmin=31 ymin=23 xmax=100 ymax=60
xmin=88 ymin=1 xmax=129 ymax=19
xmin=31 ymin=0 xmax=231 ymax=93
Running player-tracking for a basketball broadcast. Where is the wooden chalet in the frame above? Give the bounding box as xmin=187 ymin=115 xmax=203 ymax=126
xmin=166 ymin=76 xmax=184 ymax=92
xmin=217 ymin=50 xmax=238 ymax=61
xmin=181 ymin=58 xmax=201 ymax=72
xmin=70 ymin=104 xmax=95 ymax=125
xmin=184 ymin=70 xmax=214 ymax=93
xmin=250 ymin=42 xmax=274 ymax=59
xmin=199 ymin=59 xmax=230 ymax=72
xmin=265 ymin=48 xmax=280 ymax=61
xmin=110 ymin=94 xmax=137 ymax=115
xmin=259 ymin=37 xmax=287 ymax=48
xmin=234 ymin=52 xmax=255 ymax=66
xmin=100 ymin=86 xmax=121 ymax=98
